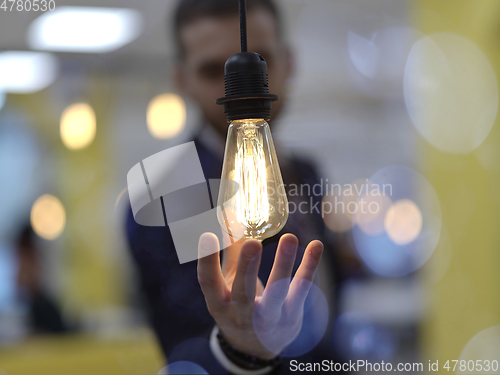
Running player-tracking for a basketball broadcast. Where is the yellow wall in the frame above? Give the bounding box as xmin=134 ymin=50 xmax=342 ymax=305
xmin=416 ymin=0 xmax=500 ymax=367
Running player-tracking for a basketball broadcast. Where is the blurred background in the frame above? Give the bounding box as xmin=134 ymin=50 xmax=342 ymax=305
xmin=0 ymin=0 xmax=499 ymax=374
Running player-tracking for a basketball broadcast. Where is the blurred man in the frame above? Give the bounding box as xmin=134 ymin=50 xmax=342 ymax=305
xmin=126 ymin=0 xmax=346 ymax=373
xmin=16 ymin=225 xmax=69 ymax=335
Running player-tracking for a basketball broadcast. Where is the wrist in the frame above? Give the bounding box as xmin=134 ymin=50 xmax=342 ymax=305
xmin=218 ymin=325 xmax=278 ymax=361
xmin=209 ymin=326 xmax=280 ymax=375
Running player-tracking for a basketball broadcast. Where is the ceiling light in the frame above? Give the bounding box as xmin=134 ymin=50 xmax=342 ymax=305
xmin=28 ymin=6 xmax=142 ymax=53
xmin=0 ymin=51 xmax=58 ymax=93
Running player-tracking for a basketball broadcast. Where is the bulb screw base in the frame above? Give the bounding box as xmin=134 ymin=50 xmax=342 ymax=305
xmin=216 ymin=52 xmax=278 ymax=122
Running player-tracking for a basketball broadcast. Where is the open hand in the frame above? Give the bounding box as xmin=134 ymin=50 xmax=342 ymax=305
xmin=197 ymin=233 xmax=323 ymax=360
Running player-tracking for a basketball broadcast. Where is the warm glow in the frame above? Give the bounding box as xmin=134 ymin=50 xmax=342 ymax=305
xmin=322 ymin=179 xmax=371 ymax=233
xmin=147 ymin=94 xmax=186 ymax=139
xmin=322 ymin=194 xmax=352 ymax=233
xmin=356 ymin=193 xmax=392 ymax=236
xmin=30 ymin=194 xmax=66 ymax=240
xmin=60 ymin=103 xmax=96 ymax=149
xmin=234 ymin=123 xmax=269 ymax=227
xmin=384 ymin=199 xmax=423 ymax=245
xmin=217 ymin=118 xmax=288 ymax=241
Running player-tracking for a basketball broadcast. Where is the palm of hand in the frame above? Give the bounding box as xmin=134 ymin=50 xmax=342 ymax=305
xmin=198 ymin=233 xmax=323 ymax=360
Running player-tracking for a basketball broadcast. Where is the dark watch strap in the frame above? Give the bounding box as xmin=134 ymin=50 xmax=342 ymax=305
xmin=216 ymin=332 xmax=281 ymax=371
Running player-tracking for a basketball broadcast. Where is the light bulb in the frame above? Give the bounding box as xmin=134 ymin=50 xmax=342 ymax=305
xmin=217 ymin=118 xmax=288 ymax=241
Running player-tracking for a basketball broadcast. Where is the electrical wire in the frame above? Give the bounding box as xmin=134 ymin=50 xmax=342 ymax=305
xmin=239 ymin=0 xmax=248 ymax=52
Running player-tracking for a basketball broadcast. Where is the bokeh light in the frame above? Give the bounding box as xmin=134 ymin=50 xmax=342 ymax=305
xmin=458 ymin=325 xmax=500 ymax=374
xmin=0 ymin=51 xmax=58 ymax=93
xmin=30 ymin=194 xmax=66 ymax=240
xmin=352 ymin=166 xmax=441 ymax=277
xmin=60 ymin=103 xmax=96 ymax=150
xmin=384 ymin=199 xmax=423 ymax=245
xmin=348 ymin=27 xmax=423 ymax=99
xmin=322 ymin=194 xmax=353 ymax=233
xmin=355 ymin=191 xmax=392 ymax=236
xmin=253 ymin=279 xmax=329 ymax=357
xmin=147 ymin=93 xmax=186 ymax=139
xmin=28 ymin=6 xmax=143 ymax=53
xmin=404 ymin=33 xmax=498 ymax=154
xmin=322 ymin=179 xmax=370 ymax=233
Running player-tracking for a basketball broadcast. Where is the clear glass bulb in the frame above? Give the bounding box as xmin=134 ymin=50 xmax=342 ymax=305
xmin=217 ymin=118 xmax=289 ymax=241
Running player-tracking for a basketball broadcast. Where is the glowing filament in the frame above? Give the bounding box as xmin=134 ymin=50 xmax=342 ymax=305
xmin=234 ymin=124 xmax=270 ymax=228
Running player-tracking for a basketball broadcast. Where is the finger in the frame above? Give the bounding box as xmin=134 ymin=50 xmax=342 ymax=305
xmin=286 ymin=240 xmax=323 ymax=309
xmin=221 ymin=238 xmax=244 ymax=278
xmin=197 ymin=233 xmax=229 ymax=311
xmin=260 ymin=234 xmax=298 ymax=312
xmin=231 ymin=239 xmax=262 ymax=307
xmin=267 ymin=234 xmax=299 ymax=286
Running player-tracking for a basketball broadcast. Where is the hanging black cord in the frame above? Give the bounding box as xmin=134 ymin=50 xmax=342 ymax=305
xmin=239 ymin=0 xmax=248 ymax=52
xmin=216 ymin=0 xmax=278 ymax=121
